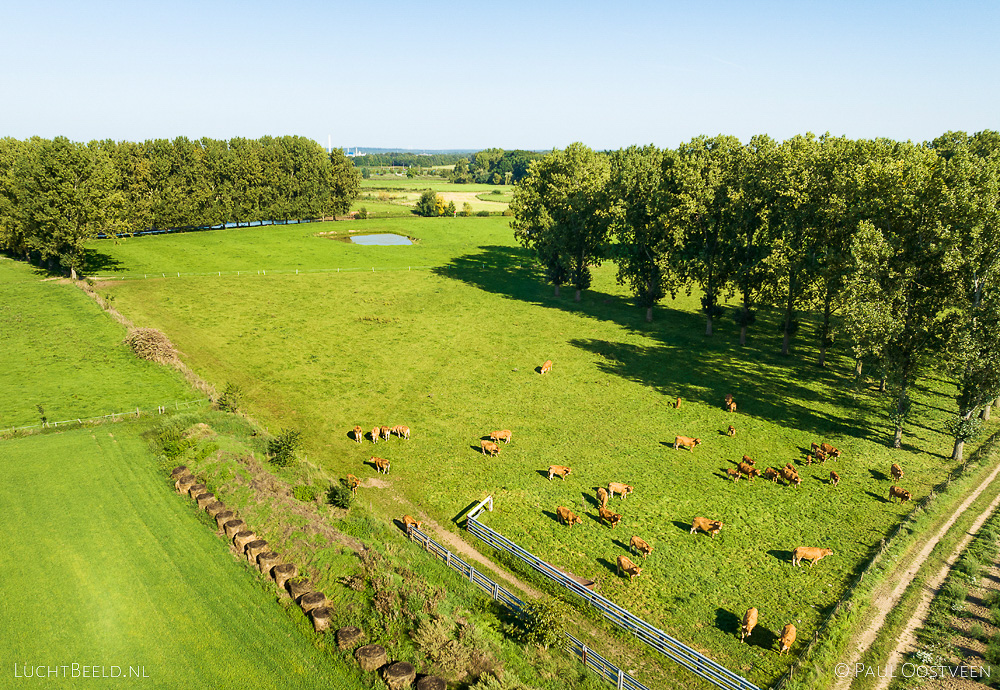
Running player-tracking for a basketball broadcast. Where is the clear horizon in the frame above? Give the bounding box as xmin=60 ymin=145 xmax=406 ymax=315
xmin=1 ymin=0 xmax=996 ymax=150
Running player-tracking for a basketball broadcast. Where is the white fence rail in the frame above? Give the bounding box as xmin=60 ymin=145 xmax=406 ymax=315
xmin=466 ymin=502 xmax=761 ymax=690
xmin=89 ymin=265 xmax=438 ymax=281
xmin=0 ymin=398 xmax=210 ymax=435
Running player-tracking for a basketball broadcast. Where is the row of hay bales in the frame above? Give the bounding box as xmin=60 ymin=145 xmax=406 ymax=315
xmin=170 ymin=465 xmax=444 ymax=690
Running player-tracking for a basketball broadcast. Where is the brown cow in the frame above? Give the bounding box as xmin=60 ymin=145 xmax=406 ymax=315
xmin=674 ymin=397 xmax=682 ymax=409
xmin=830 ymin=471 xmax=840 ymax=487
xmin=890 ymin=463 xmax=903 ymax=481
xmin=608 ymin=482 xmax=633 ymax=499
xmin=690 ymin=517 xmax=723 ymax=537
xmin=820 ymin=442 xmax=842 ymax=458
xmin=373 ymin=456 xmax=390 ymax=474
xmin=490 ymin=429 xmax=512 ymax=444
xmin=724 ymin=393 xmax=734 ymax=406
xmin=598 ymin=505 xmax=622 ymax=528
xmin=480 ymin=440 xmax=500 ymax=456
xmin=814 ymin=449 xmax=828 ymax=463
xmin=392 ymin=425 xmax=410 ymax=440
xmin=617 ymin=554 xmax=642 ymax=580
xmin=548 ymin=465 xmax=571 ymax=481
xmin=540 ymin=360 xmax=553 ymax=375
xmin=889 ymin=485 xmax=911 ymax=503
xmin=792 ymin=546 xmax=833 ymax=567
xmin=402 ymin=515 xmax=422 ymax=533
xmin=556 ymin=506 xmax=581 ymax=527
xmin=804 ymin=454 xmax=814 ymax=465
xmin=726 ymin=400 xmax=737 ymax=413
xmin=780 ymin=467 xmax=801 ymax=486
xmin=778 ymin=624 xmax=796 ymax=655
xmin=630 ymin=535 xmax=653 ymax=558
xmin=380 ymin=426 xmax=391 ymax=441
xmin=763 ymin=467 xmax=781 ymax=483
xmin=353 ymin=425 xmax=364 ymax=443
xmin=727 ymin=425 xmax=736 ymax=437
xmin=741 ymin=607 xmax=758 ymax=643
xmin=596 ymin=487 xmax=609 ymax=508
xmin=673 ymin=436 xmax=702 ymax=451
xmin=346 ymin=474 xmax=361 ymax=494
xmin=737 ymin=462 xmax=758 ymax=480
xmin=742 ymin=455 xmax=755 ymax=466
xmin=726 ymin=468 xmax=741 ymax=483
xmin=371 ymin=427 xmax=380 ymax=443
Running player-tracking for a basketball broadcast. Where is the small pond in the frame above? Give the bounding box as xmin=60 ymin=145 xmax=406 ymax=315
xmin=350 ymin=233 xmax=413 ymax=245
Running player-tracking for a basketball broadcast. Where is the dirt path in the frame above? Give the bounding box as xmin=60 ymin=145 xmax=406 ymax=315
xmin=833 ymin=460 xmax=1000 ymax=690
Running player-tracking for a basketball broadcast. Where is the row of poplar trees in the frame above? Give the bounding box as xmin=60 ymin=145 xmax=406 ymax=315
xmin=0 ymin=135 xmax=360 ymax=275
xmin=510 ymin=132 xmax=1000 ymax=458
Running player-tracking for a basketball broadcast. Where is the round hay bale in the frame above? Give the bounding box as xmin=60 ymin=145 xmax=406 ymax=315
xmin=299 ymin=591 xmax=327 ymax=614
xmin=215 ymin=511 xmax=235 ymax=529
xmin=245 ymin=539 xmax=268 ymax=563
xmin=175 ymin=474 xmax=196 ymax=493
xmin=310 ymin=606 xmax=332 ymax=633
xmin=287 ymin=578 xmax=314 ymax=600
xmin=337 ymin=626 xmax=364 ymax=650
xmin=257 ymin=551 xmax=281 ymax=576
xmin=354 ymin=644 xmax=387 ymax=672
xmin=223 ymin=519 xmax=246 ymax=538
xmin=187 ymin=483 xmax=207 ymax=499
xmin=205 ymin=501 xmax=226 ymax=517
xmin=273 ymin=563 xmax=297 ymax=590
xmin=383 ymin=661 xmax=416 ymax=689
xmin=195 ymin=492 xmax=215 ymax=509
xmin=416 ymin=677 xmax=446 ymax=690
xmin=170 ymin=465 xmax=188 ymax=479
xmin=233 ymin=531 xmax=256 ymax=551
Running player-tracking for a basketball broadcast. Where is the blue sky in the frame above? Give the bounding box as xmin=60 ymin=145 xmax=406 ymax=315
xmin=1 ymin=0 xmax=996 ymax=150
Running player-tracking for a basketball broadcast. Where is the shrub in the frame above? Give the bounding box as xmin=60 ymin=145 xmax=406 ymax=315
xmin=125 ymin=328 xmax=177 ymax=364
xmin=506 ymin=599 xmax=565 ymax=649
xmin=292 ymin=485 xmax=318 ymax=502
xmin=943 ymin=579 xmax=968 ymax=602
xmin=986 ymin=636 xmax=1000 ymax=665
xmin=267 ymin=428 xmax=301 ymax=467
xmin=356 ymin=206 xmax=369 ymax=220
xmin=328 ymin=483 xmax=353 ymax=509
xmin=216 ymin=382 xmax=242 ymax=412
xmin=476 ymin=210 xmax=490 ymax=217
xmin=416 ymin=190 xmax=439 ymax=217
xmin=971 ymin=623 xmax=987 ymax=641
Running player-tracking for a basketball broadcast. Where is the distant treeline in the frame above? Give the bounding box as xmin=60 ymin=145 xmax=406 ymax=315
xmin=353 ymin=152 xmax=468 ymax=168
xmin=451 ymin=149 xmax=545 ymax=185
xmin=511 ymin=132 xmax=1000 ymax=457
xmin=0 ymin=135 xmax=360 ymax=273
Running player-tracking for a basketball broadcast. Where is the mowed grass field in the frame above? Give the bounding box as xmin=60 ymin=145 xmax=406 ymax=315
xmin=0 ymin=258 xmax=201 ymax=429
xmin=0 ymin=426 xmax=358 ymax=689
xmin=89 ymin=217 xmax=995 ymax=686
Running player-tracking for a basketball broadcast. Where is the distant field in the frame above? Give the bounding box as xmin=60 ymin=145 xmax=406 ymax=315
xmin=0 ymin=426 xmax=358 ymax=689
xmin=361 ymin=178 xmax=513 ymax=194
xmin=92 ymin=217 xmax=995 ymax=686
xmin=0 ymin=259 xmax=200 ymax=429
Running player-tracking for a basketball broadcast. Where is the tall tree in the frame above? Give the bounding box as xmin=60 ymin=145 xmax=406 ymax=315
xmin=511 ymin=143 xmax=611 ymax=302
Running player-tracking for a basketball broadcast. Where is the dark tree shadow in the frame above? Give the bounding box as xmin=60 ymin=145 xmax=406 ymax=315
xmin=77 ymin=247 xmax=127 ymax=274
xmin=866 ymin=491 xmax=890 ymax=504
xmin=767 ymin=549 xmax=793 ymax=564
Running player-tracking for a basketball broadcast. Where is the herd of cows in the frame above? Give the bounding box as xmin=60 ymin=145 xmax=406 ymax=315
xmin=342 ymin=364 xmax=917 ymax=658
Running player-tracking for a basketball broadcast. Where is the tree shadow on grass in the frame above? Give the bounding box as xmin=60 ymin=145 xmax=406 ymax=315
xmin=78 ymin=247 xmax=127 ymax=275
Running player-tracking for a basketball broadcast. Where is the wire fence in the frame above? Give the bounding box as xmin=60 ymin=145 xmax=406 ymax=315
xmin=405 ymin=525 xmax=649 ymax=690
xmin=0 ymin=398 xmax=210 ymax=435
xmin=465 ymin=503 xmax=760 ymax=690
xmin=88 ymin=265 xmax=439 ymax=282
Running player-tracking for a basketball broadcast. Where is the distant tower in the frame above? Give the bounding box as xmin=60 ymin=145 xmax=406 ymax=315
xmin=327 ymin=134 xmax=331 ymax=154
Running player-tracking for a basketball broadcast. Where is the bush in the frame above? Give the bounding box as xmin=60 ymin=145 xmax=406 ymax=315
xmin=267 ymin=428 xmax=301 ymax=467
xmin=125 ymin=328 xmax=177 ymax=364
xmin=986 ymin=636 xmax=1000 ymax=665
xmin=356 ymin=206 xmax=369 ymax=220
xmin=971 ymin=623 xmax=987 ymax=641
xmin=506 ymin=599 xmax=565 ymax=649
xmin=943 ymin=579 xmax=968 ymax=602
xmin=328 ymin=482 xmax=353 ymax=509
xmin=292 ymin=485 xmax=318 ymax=502
xmin=416 ymin=190 xmax=439 ymax=217
xmin=476 ymin=210 xmax=490 ymax=217
xmin=216 ymin=382 xmax=242 ymax=412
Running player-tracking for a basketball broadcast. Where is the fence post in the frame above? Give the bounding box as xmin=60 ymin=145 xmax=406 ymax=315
xmin=446 ymin=552 xmax=451 ymax=569
xmin=618 ymin=669 xmax=624 ymax=690
xmin=469 ymin=566 xmax=475 ymax=583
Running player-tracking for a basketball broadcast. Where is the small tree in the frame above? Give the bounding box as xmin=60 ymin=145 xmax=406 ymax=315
xmin=416 ymin=190 xmax=438 ymax=217
xmin=216 ymin=382 xmax=242 ymax=412
xmin=445 ymin=200 xmax=457 ymax=216
xmin=328 ymin=482 xmax=354 ymax=509
xmin=267 ymin=428 xmax=301 ymax=467
xmin=460 ymin=202 xmax=473 ymax=217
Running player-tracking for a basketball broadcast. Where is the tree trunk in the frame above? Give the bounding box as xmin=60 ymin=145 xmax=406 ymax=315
xmin=952 ymin=438 xmax=966 ymax=463
xmin=854 ymin=358 xmax=863 ymax=378
xmin=645 ymin=306 xmax=653 ymax=323
xmin=892 ymin=382 xmax=908 ymax=449
xmin=706 ymin=314 xmax=713 ymax=336
xmin=739 ymin=324 xmax=747 ymax=346
xmin=574 ymin=288 xmax=581 ymax=302
xmin=554 ymin=284 xmax=560 ymax=297
xmin=982 ymin=401 xmax=993 ymax=421
xmin=879 ymin=378 xmax=887 ymax=393
xmin=819 ymin=295 xmax=832 ymax=367
xmin=70 ymin=267 xmax=78 ymax=280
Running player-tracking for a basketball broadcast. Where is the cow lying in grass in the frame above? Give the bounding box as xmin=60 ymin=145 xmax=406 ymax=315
xmin=556 ymin=506 xmax=581 ymax=527
xmin=673 ymin=435 xmax=701 ymax=451
xmin=690 ymin=517 xmax=723 ymax=537
xmin=792 ymin=546 xmax=833 ymax=567
xmin=741 ymin=607 xmax=758 ymax=643
xmin=617 ymin=554 xmax=642 ymax=580
xmin=548 ymin=465 xmax=571 ymax=481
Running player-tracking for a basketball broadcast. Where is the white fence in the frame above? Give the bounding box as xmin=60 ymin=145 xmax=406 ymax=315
xmin=0 ymin=398 xmax=210 ymax=435
xmin=88 ymin=265 xmax=438 ymax=282
xmin=466 ymin=500 xmax=761 ymax=690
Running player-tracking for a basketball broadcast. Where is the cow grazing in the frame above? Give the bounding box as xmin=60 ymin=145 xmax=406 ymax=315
xmin=780 ymin=467 xmax=801 ymax=486
xmin=402 ymin=515 xmax=422 ymax=533
xmin=596 ymin=487 xmax=609 ymax=508
xmin=737 ymin=462 xmax=758 ymax=480
xmin=598 ymin=505 xmax=622 ymax=528
xmin=673 ymin=436 xmax=702 ymax=452
xmin=726 ymin=468 xmax=741 ymax=483
xmin=763 ymin=467 xmax=781 ymax=483
xmin=814 ymin=449 xmax=828 ymax=463
xmin=830 ymin=471 xmax=840 ymax=487
xmin=742 ymin=455 xmax=755 ymax=466
xmin=891 ymin=463 xmax=903 ymax=481
xmin=820 ymin=442 xmax=842 ymax=458
xmin=630 ymin=535 xmax=653 ymax=558
xmin=380 ymin=426 xmax=391 ymax=441
xmin=480 ymin=440 xmax=500 ymax=456
xmin=778 ymin=624 xmax=797 ymax=655
xmin=346 ymin=474 xmax=361 ymax=494
xmin=674 ymin=397 xmax=682 ymax=409
xmin=889 ymin=485 xmax=911 ymax=503
xmin=556 ymin=506 xmax=581 ymax=527
xmin=392 ymin=425 xmax=410 ymax=440
xmin=792 ymin=546 xmax=834 ymax=567
xmin=727 ymin=425 xmax=736 ymax=437
xmin=616 ymin=554 xmax=642 ymax=580
xmin=373 ymin=456 xmax=390 ymax=474
xmin=490 ymin=429 xmax=512 ymax=444
xmin=741 ymin=608 xmax=758 ymax=643
xmin=548 ymin=465 xmax=571 ymax=481
xmin=540 ymin=360 xmax=553 ymax=375
xmin=371 ymin=427 xmax=380 ymax=443
xmin=724 ymin=393 xmax=734 ymax=406
xmin=804 ymin=454 xmax=814 ymax=465
xmin=726 ymin=400 xmax=737 ymax=413
xmin=608 ymin=482 xmax=633 ymax=499
xmin=690 ymin=517 xmax=723 ymax=537
xmin=353 ymin=425 xmax=364 ymax=443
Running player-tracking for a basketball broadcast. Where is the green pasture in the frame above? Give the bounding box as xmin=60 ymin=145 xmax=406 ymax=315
xmin=0 ymin=259 xmax=200 ymax=429
xmin=90 ymin=218 xmax=993 ymax=687
xmin=0 ymin=426 xmax=358 ymax=689
xmin=360 ymin=178 xmax=513 ymax=194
